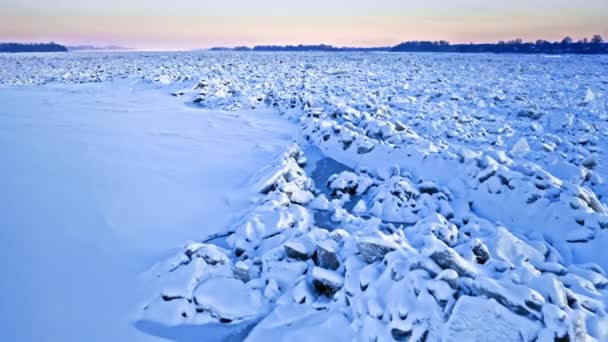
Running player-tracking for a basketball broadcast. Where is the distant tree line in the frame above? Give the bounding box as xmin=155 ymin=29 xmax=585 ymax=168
xmin=0 ymin=42 xmax=68 ymax=53
xmin=391 ymin=35 xmax=607 ymax=54
xmin=211 ymin=44 xmax=391 ymax=52
xmin=252 ymin=44 xmax=389 ymax=52
xmin=209 ymin=46 xmax=253 ymax=51
xmin=210 ymin=35 xmax=607 ymax=54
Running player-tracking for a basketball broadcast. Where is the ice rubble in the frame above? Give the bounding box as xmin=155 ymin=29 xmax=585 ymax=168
xmin=141 ymin=146 xmax=608 ymax=341
xmin=2 ymin=52 xmax=607 ymax=340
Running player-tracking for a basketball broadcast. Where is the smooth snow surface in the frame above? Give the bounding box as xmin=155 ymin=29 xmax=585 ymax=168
xmin=0 ymin=78 xmax=295 ymax=341
xmin=1 ymin=51 xmax=607 ymax=341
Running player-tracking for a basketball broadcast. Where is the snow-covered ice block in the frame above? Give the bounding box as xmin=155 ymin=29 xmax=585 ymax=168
xmin=444 ymin=296 xmax=540 ymax=341
xmin=311 ymin=267 xmax=344 ymax=296
xmin=193 ymin=277 xmax=264 ymax=322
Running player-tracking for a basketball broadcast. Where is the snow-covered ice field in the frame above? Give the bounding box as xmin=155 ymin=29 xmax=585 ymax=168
xmin=0 ymin=51 xmax=607 ymax=341
xmin=0 ymin=66 xmax=295 ymax=341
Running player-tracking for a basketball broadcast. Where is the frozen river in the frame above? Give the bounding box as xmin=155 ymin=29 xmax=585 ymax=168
xmin=0 ymin=80 xmax=295 ymax=341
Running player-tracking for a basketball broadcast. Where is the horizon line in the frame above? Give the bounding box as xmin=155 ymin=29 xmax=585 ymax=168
xmin=3 ymin=34 xmax=606 ymax=52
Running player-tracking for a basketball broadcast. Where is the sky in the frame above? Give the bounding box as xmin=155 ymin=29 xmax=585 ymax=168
xmin=1 ymin=0 xmax=607 ymax=50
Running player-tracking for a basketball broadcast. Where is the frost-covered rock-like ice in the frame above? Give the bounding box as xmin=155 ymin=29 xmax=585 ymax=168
xmin=311 ymin=267 xmax=344 ymax=296
xmin=356 ymin=235 xmax=401 ymax=263
xmin=314 ymin=240 xmax=340 ymax=270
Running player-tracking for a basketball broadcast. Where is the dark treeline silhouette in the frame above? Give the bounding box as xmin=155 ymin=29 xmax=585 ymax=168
xmin=211 ymin=35 xmax=607 ymax=54
xmin=252 ymin=44 xmax=389 ymax=52
xmin=210 ymin=46 xmax=253 ymax=51
xmin=0 ymin=42 xmax=68 ymax=53
xmin=391 ymin=35 xmax=607 ymax=54
xmin=211 ymin=44 xmax=391 ymax=52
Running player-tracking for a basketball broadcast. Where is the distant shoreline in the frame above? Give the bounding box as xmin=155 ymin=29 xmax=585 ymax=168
xmin=0 ymin=42 xmax=68 ymax=53
xmin=0 ymin=42 xmax=133 ymax=53
xmin=211 ymin=39 xmax=608 ymax=55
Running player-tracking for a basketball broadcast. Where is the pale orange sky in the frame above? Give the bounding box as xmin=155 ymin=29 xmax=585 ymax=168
xmin=1 ymin=0 xmax=607 ymax=50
